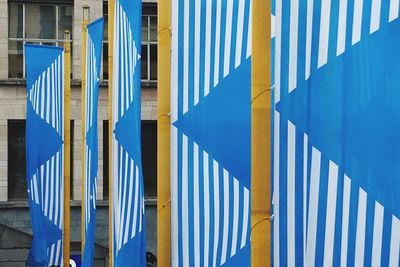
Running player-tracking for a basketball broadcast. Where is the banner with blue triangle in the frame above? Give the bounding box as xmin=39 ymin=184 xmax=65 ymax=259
xmin=81 ymin=17 xmax=104 ymax=267
xmin=273 ymin=1 xmax=400 ymax=265
xmin=111 ymin=0 xmax=146 ymax=266
xmin=25 ymin=44 xmax=64 ymax=266
xmin=171 ymin=0 xmax=252 ymax=266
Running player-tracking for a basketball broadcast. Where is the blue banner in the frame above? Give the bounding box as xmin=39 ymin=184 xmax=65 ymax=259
xmin=171 ymin=0 xmax=252 ymax=266
xmin=25 ymin=44 xmax=64 ymax=266
xmin=111 ymin=0 xmax=146 ymax=266
xmin=273 ymin=1 xmax=400 ymax=265
xmin=81 ymin=17 xmax=104 ymax=267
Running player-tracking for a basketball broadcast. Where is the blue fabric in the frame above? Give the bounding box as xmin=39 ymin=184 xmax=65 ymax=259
xmin=81 ymin=17 xmax=104 ymax=267
xmin=112 ymin=0 xmax=146 ymax=266
xmin=171 ymin=0 xmax=252 ymax=266
xmin=25 ymin=44 xmax=64 ymax=266
xmin=273 ymin=1 xmax=400 ymax=265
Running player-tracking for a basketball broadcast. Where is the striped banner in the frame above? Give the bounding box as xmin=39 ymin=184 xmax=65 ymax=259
xmin=111 ymin=0 xmax=146 ymax=265
xmin=25 ymin=44 xmax=64 ymax=266
xmin=171 ymin=0 xmax=252 ymax=266
xmin=273 ymin=1 xmax=400 ymax=266
xmin=82 ymin=17 xmax=104 ymax=267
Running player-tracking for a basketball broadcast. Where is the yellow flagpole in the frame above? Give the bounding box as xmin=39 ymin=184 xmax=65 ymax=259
xmin=63 ymin=29 xmax=71 ymax=267
xmin=157 ymin=0 xmax=171 ymax=265
xmin=81 ymin=5 xmax=90 ymax=255
xmin=251 ymin=0 xmax=271 ymax=266
xmin=108 ymin=0 xmax=115 ymax=266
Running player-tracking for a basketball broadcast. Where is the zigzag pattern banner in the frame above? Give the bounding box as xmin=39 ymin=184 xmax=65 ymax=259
xmin=171 ymin=0 xmax=252 ymax=266
xmin=82 ymin=17 xmax=104 ymax=267
xmin=25 ymin=44 xmax=64 ymax=266
xmin=111 ymin=0 xmax=146 ymax=265
xmin=273 ymin=1 xmax=400 ymax=266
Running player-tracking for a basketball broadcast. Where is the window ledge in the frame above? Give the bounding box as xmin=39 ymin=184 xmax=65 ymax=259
xmin=0 ymin=79 xmax=158 ymax=88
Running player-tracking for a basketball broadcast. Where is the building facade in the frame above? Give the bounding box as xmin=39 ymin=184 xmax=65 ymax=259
xmin=0 ymin=0 xmax=158 ymax=265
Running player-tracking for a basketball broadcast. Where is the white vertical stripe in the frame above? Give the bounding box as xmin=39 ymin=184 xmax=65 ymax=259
xmin=318 ymin=0 xmax=331 ymax=68
xmin=224 ymin=0 xmax=234 ymax=77
xmin=132 ymin=164 xmax=139 ymax=238
xmin=204 ymin=0 xmax=212 ymax=96
xmin=118 ymin=152 xmax=129 ymax=249
xmin=193 ymin=143 xmax=200 ymax=267
xmin=33 ymin=174 xmax=39 ymax=204
xmin=305 ymin=0 xmax=314 ymax=79
xmin=220 ymin=169 xmax=230 ymax=265
xmin=323 ymin=161 xmax=339 ymax=267
xmin=241 ymin=187 xmax=249 ymax=248
xmin=203 ymin=151 xmax=210 ymax=267
xmin=303 ymin=133 xmax=308 ymax=264
xmin=183 ymin=0 xmax=189 ymax=113
xmin=389 ymin=216 xmax=400 ymax=267
xmin=305 ymin=147 xmax=321 ymax=267
xmin=212 ymin=160 xmax=220 ymax=267
xmin=49 ymin=244 xmax=55 ymax=266
xmin=55 ymin=152 xmax=60 ymax=226
xmin=194 ymin=0 xmax=201 ymax=105
xmin=371 ymin=201 xmax=384 ymax=267
xmin=214 ymin=0 xmax=222 ymax=87
xmin=340 ymin=175 xmax=351 ymax=267
xmin=352 ymin=0 xmax=363 ymax=45
xmin=273 ymin=111 xmax=280 ymax=265
xmin=370 ymin=0 xmax=381 ymax=33
xmin=51 ymin=64 xmax=55 ymax=128
xmin=230 ymin=178 xmax=239 ymax=256
xmin=337 ymin=0 xmax=348 ymax=56
xmin=246 ymin=0 xmax=252 ymax=58
xmin=287 ymin=121 xmax=296 ymax=267
xmin=275 ymin=0 xmax=282 ymax=102
xmin=182 ymin=135 xmax=189 ymax=267
xmin=124 ymin=159 xmax=134 ymax=244
xmin=45 ymin=160 xmax=50 ymax=216
xmin=55 ymin=241 xmax=61 ymax=266
xmin=354 ymin=188 xmax=367 ymax=267
xmin=235 ymin=0 xmax=245 ymax=68
xmin=40 ymin=72 xmax=46 ymax=118
xmin=288 ymin=0 xmax=299 ymax=92
xmin=389 ymin=0 xmax=400 ymax=22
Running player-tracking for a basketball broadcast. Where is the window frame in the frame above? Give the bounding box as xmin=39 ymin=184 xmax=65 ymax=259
xmin=8 ymin=3 xmax=73 ymax=78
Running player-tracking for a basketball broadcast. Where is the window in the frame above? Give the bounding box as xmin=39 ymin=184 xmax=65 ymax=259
xmin=7 ymin=120 xmax=74 ymax=200
xmin=102 ymin=2 xmax=157 ymax=82
xmin=8 ymin=3 xmax=73 ymax=78
xmin=103 ymin=120 xmax=157 ymax=198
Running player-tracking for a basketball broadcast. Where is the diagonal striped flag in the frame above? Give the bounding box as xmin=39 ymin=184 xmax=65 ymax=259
xmin=273 ymin=1 xmax=400 ymax=265
xmin=171 ymin=0 xmax=252 ymax=266
xmin=111 ymin=0 xmax=146 ymax=265
xmin=81 ymin=17 xmax=104 ymax=267
xmin=25 ymin=44 xmax=64 ymax=266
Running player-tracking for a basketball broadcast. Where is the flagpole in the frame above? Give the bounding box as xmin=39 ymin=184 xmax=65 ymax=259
xmin=157 ymin=0 xmax=171 ymax=265
xmin=63 ymin=29 xmax=71 ymax=267
xmin=108 ymin=0 xmax=115 ymax=266
xmin=81 ymin=5 xmax=90 ymax=255
xmin=251 ymin=0 xmax=271 ymax=266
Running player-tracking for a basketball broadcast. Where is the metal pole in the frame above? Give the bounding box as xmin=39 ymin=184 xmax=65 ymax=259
xmin=63 ymin=29 xmax=71 ymax=267
xmin=108 ymin=0 xmax=115 ymax=266
xmin=251 ymin=0 xmax=271 ymax=266
xmin=81 ymin=4 xmax=90 ymax=255
xmin=157 ymin=0 xmax=171 ymax=265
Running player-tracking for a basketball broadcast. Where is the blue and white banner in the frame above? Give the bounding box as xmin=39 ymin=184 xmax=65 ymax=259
xmin=171 ymin=0 xmax=252 ymax=266
xmin=81 ymin=17 xmax=104 ymax=267
xmin=111 ymin=0 xmax=146 ymax=266
xmin=25 ymin=44 xmax=64 ymax=266
xmin=273 ymin=1 xmax=400 ymax=266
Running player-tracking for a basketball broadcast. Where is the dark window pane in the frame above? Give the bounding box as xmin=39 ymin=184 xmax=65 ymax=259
xmin=150 ymin=44 xmax=157 ymax=81
xmin=141 ymin=44 xmax=148 ymax=80
xmin=103 ymin=120 xmax=109 ymax=199
xmin=58 ymin=5 xmax=73 ymax=40
xmin=103 ymin=43 xmax=108 ymax=80
xmin=8 ymin=120 xmax=27 ymax=200
xmin=142 ymin=121 xmax=157 ymax=197
xmin=9 ymin=4 xmax=23 ymax=38
xmin=142 ymin=16 xmax=148 ymax=42
xmin=26 ymin=5 xmax=56 ymax=39
xmin=8 ymin=40 xmax=23 ymax=78
xmin=150 ymin=16 xmax=157 ymax=42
